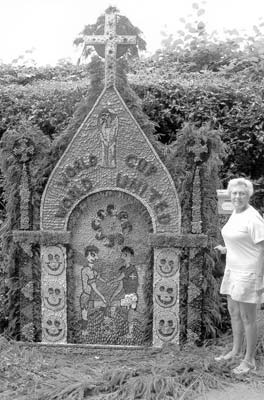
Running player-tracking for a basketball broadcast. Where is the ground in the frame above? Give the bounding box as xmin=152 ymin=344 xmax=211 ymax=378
xmin=198 ymin=383 xmax=264 ymax=400
xmin=0 ymin=335 xmax=264 ymax=400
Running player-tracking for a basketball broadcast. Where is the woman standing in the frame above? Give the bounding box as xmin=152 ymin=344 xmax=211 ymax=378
xmin=215 ymin=178 xmax=264 ymax=374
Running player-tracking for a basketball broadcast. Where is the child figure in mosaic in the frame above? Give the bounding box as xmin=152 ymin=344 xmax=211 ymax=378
xmin=110 ymin=246 xmax=139 ymax=337
xmin=80 ymin=245 xmax=106 ymax=321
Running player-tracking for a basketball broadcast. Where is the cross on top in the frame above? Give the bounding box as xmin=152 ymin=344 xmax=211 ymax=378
xmin=84 ymin=9 xmax=137 ymax=88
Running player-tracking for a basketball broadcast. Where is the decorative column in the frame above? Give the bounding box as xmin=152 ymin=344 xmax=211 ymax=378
xmin=191 ymin=166 xmax=202 ymax=234
xmin=153 ymin=248 xmax=180 ymax=347
xmin=187 ymin=165 xmax=204 ymax=342
xmin=41 ymin=244 xmax=67 ymax=344
xmin=12 ymin=137 xmax=35 ymax=341
xmin=150 ymin=234 xmax=208 ymax=347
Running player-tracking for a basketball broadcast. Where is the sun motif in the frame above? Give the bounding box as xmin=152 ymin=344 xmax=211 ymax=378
xmin=91 ymin=204 xmax=132 ymax=247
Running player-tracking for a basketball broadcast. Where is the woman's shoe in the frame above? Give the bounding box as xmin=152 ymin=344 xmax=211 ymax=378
xmin=232 ymin=360 xmax=257 ymax=375
xmin=214 ymin=352 xmax=240 ymax=362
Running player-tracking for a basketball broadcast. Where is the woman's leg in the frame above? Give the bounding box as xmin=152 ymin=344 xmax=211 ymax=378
xmin=239 ymin=302 xmax=257 ymax=364
xmin=227 ymin=296 xmax=244 ymax=356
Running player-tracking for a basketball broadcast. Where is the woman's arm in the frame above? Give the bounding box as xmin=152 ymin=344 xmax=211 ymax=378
xmin=256 ymin=240 xmax=264 ymax=294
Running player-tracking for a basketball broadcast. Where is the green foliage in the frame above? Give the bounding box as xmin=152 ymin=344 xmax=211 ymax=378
xmin=0 ymin=241 xmax=8 ymax=333
xmin=159 ymin=1 xmax=264 ymax=80
xmin=166 ymin=123 xmax=226 ymax=197
xmin=135 ymin=1 xmax=264 ymax=190
xmin=131 ymin=69 xmax=264 ymax=186
xmin=0 ymin=63 xmax=90 ymax=141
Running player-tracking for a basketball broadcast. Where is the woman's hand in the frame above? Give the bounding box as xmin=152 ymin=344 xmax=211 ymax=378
xmin=257 ymin=288 xmax=264 ymax=296
xmin=256 ymin=275 xmax=264 ymax=296
xmin=214 ymin=245 xmax=227 ymax=255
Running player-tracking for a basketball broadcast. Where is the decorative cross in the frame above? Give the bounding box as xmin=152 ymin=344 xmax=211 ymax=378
xmin=129 ymin=273 xmax=137 ymax=280
xmin=84 ymin=9 xmax=137 ymax=88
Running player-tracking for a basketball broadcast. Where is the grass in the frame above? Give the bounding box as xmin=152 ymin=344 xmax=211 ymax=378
xmin=1 ymin=310 xmax=264 ymax=399
xmin=0 ymin=332 xmax=264 ymax=400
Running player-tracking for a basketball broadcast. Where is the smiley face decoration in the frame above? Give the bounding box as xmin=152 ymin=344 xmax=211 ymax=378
xmin=156 ymin=249 xmax=179 ymax=277
xmin=42 ymin=282 xmax=65 ymax=311
xmin=154 ymin=279 xmax=178 ymax=308
xmin=154 ymin=248 xmax=180 ymax=346
xmin=155 ymin=311 xmax=178 ymax=342
xmin=42 ymin=314 xmax=66 ymax=343
xmin=42 ymin=246 xmax=65 ymax=276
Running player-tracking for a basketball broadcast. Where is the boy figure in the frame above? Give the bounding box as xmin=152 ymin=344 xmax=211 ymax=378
xmin=110 ymin=246 xmax=139 ymax=337
xmin=80 ymin=245 xmax=106 ymax=321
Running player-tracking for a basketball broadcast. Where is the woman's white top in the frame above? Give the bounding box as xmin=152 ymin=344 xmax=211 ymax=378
xmin=220 ymin=205 xmax=264 ymax=303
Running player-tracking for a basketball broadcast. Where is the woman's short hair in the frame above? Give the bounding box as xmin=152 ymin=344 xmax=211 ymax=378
xmin=227 ymin=178 xmax=254 ymax=197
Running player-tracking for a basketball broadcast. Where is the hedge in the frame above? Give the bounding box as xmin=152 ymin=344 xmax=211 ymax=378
xmin=1 ymin=61 xmax=264 ymax=186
